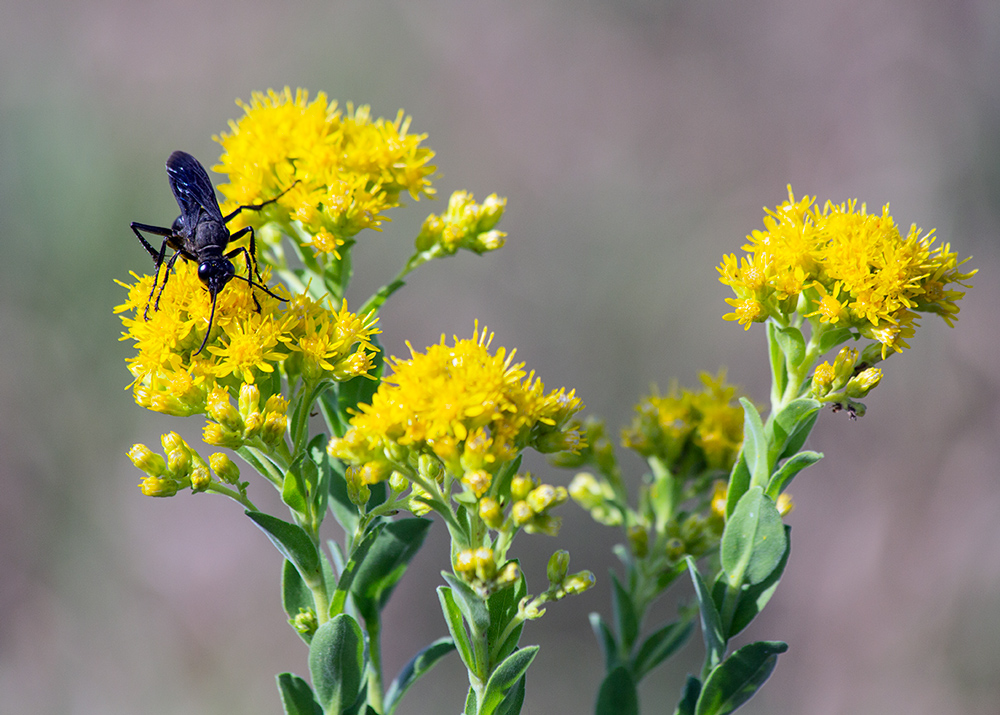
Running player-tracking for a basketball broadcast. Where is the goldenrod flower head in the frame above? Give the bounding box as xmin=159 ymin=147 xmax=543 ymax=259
xmin=328 ymin=325 xmax=583 ymax=479
xmin=719 ymin=187 xmax=976 ymax=357
xmin=623 ymin=371 xmax=744 ymax=473
xmin=214 ymin=87 xmax=436 ymax=256
xmin=118 ymin=269 xmax=379 ymax=416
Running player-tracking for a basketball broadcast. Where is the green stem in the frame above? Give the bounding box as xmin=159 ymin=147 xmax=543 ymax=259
xmin=205 ymin=482 xmax=259 ymax=511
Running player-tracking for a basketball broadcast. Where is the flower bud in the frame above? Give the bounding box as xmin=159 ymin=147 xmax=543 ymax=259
xmin=418 ymin=454 xmax=443 ymax=483
xmin=238 ymin=383 xmax=261 ymax=418
xmin=478 ymin=497 xmax=504 ymax=529
xmin=207 ymin=389 xmax=242 ymax=431
xmin=190 ymin=466 xmax=211 ymax=493
xmin=139 ymin=476 xmax=179 ymax=498
xmin=527 ymin=484 xmax=567 ymax=514
xmin=511 ymin=500 xmax=533 ymax=526
xmin=128 ymin=444 xmax=167 ymax=476
xmin=345 ymin=465 xmax=371 ymax=506
xmin=547 ymin=550 xmax=570 ymax=585
xmin=569 ymin=472 xmax=605 ymax=510
xmin=510 ymin=474 xmax=534 ymax=501
xmin=389 ymin=471 xmax=409 ymax=493
xmin=210 ymin=453 xmax=241 ymax=485
xmin=845 ymin=367 xmax=882 ymax=398
xmin=561 ymin=570 xmax=596 ymax=595
xmin=166 ymin=447 xmax=191 ymax=476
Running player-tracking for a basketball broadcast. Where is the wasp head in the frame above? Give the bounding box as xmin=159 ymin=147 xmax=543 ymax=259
xmin=197 ymin=258 xmax=235 ymax=297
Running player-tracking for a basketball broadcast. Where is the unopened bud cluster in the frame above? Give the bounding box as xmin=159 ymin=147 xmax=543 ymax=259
xmin=129 ymin=432 xmax=245 ymax=498
xmin=809 ymin=346 xmax=883 ymax=412
xmin=416 ymin=190 xmax=507 ymax=255
xmin=203 ymin=382 xmax=289 ymax=449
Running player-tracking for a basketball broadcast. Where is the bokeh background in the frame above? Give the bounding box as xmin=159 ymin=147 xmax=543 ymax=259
xmin=2 ymin=1 xmax=999 ymax=713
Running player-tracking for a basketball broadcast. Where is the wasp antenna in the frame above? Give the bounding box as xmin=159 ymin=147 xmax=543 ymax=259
xmin=193 ymin=291 xmax=218 ymax=356
xmin=232 ymin=274 xmax=290 ymax=302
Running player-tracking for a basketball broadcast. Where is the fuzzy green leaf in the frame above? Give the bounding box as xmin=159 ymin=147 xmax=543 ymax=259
xmin=695 ymin=641 xmax=787 ymax=715
xmin=589 ymin=612 xmax=620 ymax=671
xmin=720 ymin=487 xmax=786 ymax=587
xmin=674 ymin=675 xmax=702 ymax=715
xmin=480 ymin=647 xmax=538 ymax=715
xmin=631 ymin=619 xmax=694 ymax=680
xmin=384 ymin=637 xmax=456 ymax=715
xmin=766 ymin=451 xmax=823 ymax=499
xmin=738 ymin=399 xmax=768 ymax=489
xmin=595 ymin=666 xmax=639 ymax=715
xmin=308 ymin=614 xmax=365 ymax=714
xmin=246 ymin=511 xmax=319 ymax=577
xmin=351 ymin=518 xmax=432 ymax=620
xmin=686 ymin=557 xmax=726 ymax=673
xmin=610 ymin=572 xmax=640 ymax=651
xmin=438 ymin=586 xmax=477 ymax=673
xmin=767 ymin=398 xmax=821 ymax=464
xmin=276 ymin=673 xmax=322 ymax=715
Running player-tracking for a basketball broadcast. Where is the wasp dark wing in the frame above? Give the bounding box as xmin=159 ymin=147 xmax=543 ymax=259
xmin=166 ymin=150 xmax=225 ymax=227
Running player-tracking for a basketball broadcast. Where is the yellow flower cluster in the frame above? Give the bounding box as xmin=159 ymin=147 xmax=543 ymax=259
xmin=116 ymin=260 xmax=380 ymax=414
xmin=213 ymin=87 xmax=436 ymax=257
xmin=622 ymin=371 xmax=744 ymax=473
xmin=718 ymin=187 xmax=976 ymax=356
xmin=329 ymin=326 xmax=583 ymax=479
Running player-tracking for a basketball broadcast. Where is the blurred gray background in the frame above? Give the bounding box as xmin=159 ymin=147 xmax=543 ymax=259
xmin=2 ymin=1 xmax=999 ymax=713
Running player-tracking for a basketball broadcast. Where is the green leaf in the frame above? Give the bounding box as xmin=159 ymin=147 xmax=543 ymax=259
xmin=816 ymin=326 xmax=855 ymax=355
xmin=774 ymin=326 xmax=805 ymax=368
xmin=694 ymin=641 xmax=787 ymax=715
xmin=766 ymin=398 xmax=821 ymax=464
xmin=276 ymin=672 xmax=322 ymax=715
xmin=309 ymin=434 xmax=332 ymax=520
xmin=595 ymin=666 xmax=639 ymax=715
xmin=686 ymin=557 xmax=726 ymax=673
xmin=327 ymin=455 xmax=360 ymax=536
xmin=329 ymin=523 xmax=385 ymax=618
xmin=494 ymin=672 xmax=527 ymax=715
xmin=351 ymin=518 xmax=432 ymax=620
xmin=246 ymin=511 xmax=320 ymax=577
xmin=631 ymin=619 xmax=694 ymax=680
xmin=720 ymin=487 xmax=786 ymax=587
xmin=766 ymin=451 xmax=823 ymax=500
xmin=281 ymin=459 xmax=310 ymax=516
xmin=673 ymin=676 xmax=701 ymax=715
xmin=726 ymin=526 xmax=791 ymax=637
xmin=438 ymin=586 xmax=477 ymax=673
xmin=725 ymin=456 xmax=751 ymax=519
xmin=610 ymin=572 xmax=640 ymax=651
xmin=738 ymin=399 xmax=769 ymax=490
xmin=384 ymin=637 xmax=456 ymax=715
xmin=309 ymin=614 xmax=365 ymax=714
xmin=282 ymin=559 xmax=315 ymax=644
xmin=442 ymin=573 xmax=491 ymax=639
xmin=589 ymin=612 xmax=620 ymax=671
xmin=488 ymin=564 xmax=527 ymax=662
xmin=480 ymin=647 xmax=538 ymax=715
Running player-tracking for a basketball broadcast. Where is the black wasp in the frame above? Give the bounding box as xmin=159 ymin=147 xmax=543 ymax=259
xmin=131 ymin=151 xmax=293 ymax=355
